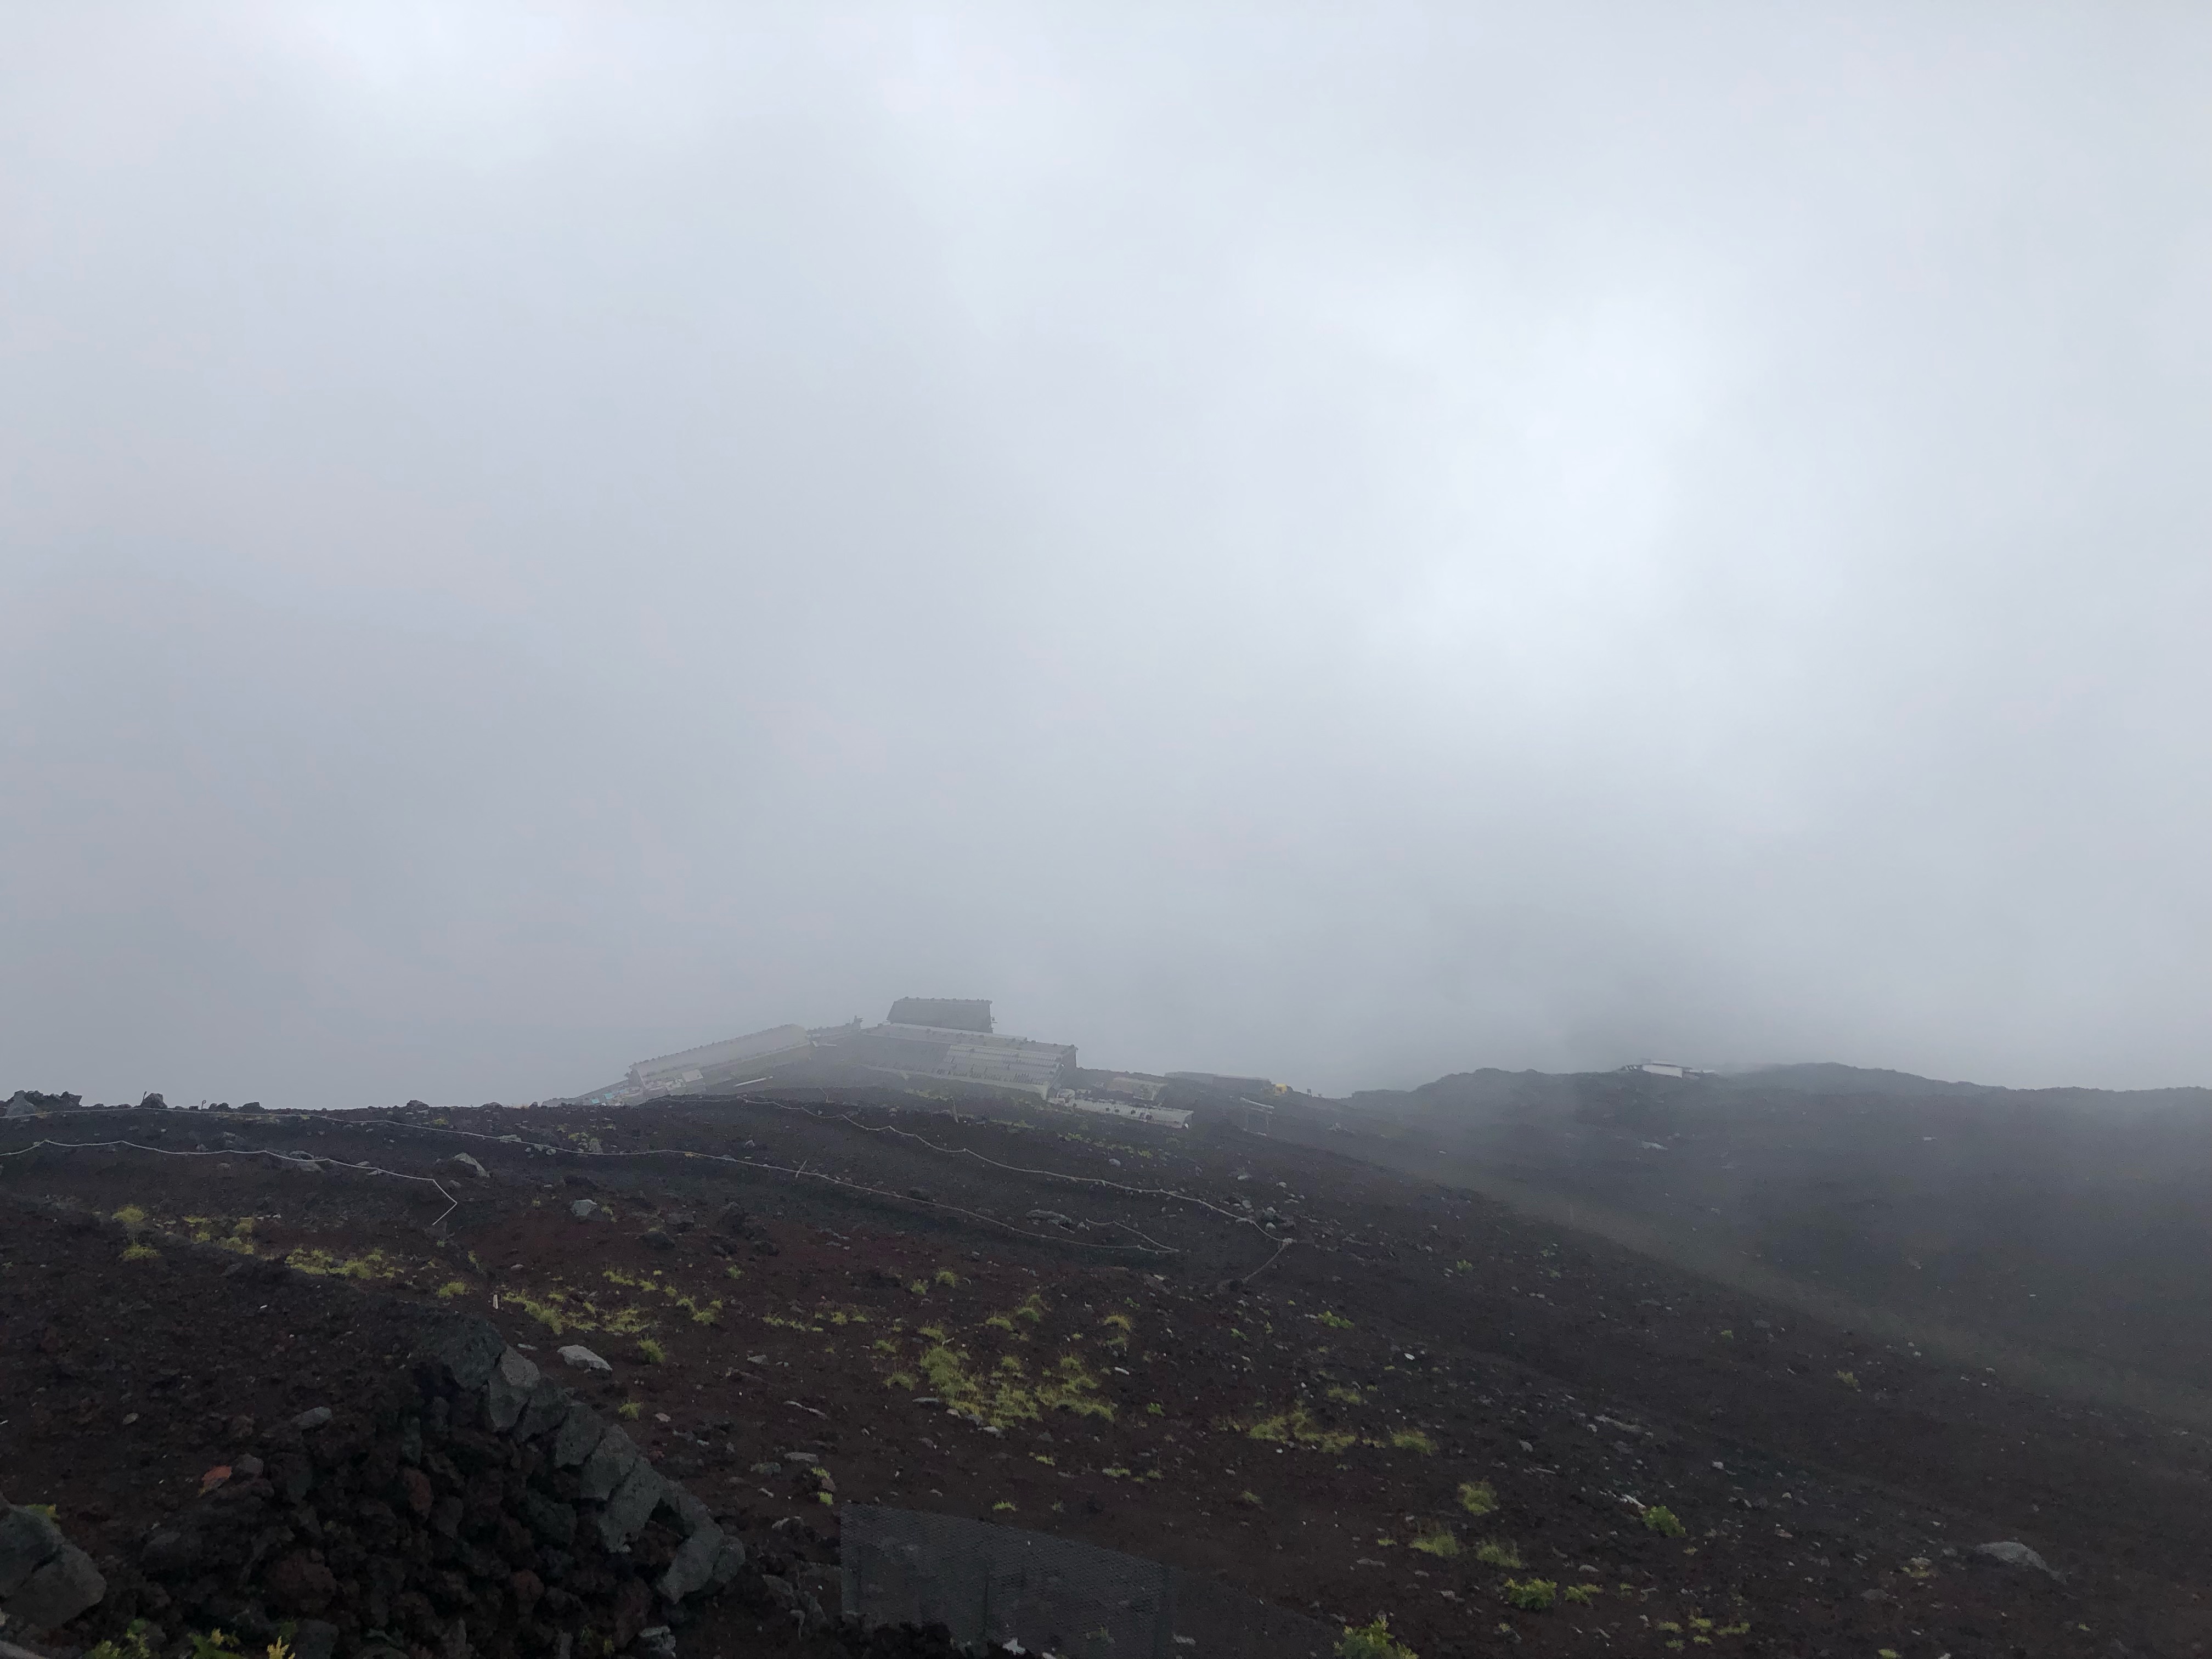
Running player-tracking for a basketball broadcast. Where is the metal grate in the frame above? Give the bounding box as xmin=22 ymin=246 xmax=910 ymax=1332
xmin=840 ymin=1505 xmax=1335 ymax=1659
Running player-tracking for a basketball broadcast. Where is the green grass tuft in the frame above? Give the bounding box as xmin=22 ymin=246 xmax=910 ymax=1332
xmin=1335 ymin=1615 xmax=1418 ymax=1659
xmin=1642 ymin=1505 xmax=1686 ymax=1537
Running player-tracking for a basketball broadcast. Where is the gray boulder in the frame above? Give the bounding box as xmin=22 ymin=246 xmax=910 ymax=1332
xmin=452 ymin=1153 xmax=489 ymax=1180
xmin=427 ymin=1319 xmax=505 ymax=1392
xmin=484 ymin=1348 xmax=541 ymax=1432
xmin=558 ymin=1344 xmax=612 ymax=1374
xmin=569 ymin=1199 xmax=599 ymax=1221
xmin=514 ymin=1375 xmax=571 ymax=1441
xmin=292 ymin=1406 xmax=333 ymax=1431
xmin=0 ymin=1505 xmax=64 ymax=1596
xmin=656 ymin=1523 xmax=726 ymax=1601
xmin=664 ymin=1483 xmax=714 ymax=1538
xmin=7 ymin=1543 xmax=106 ymax=1630
xmin=552 ymin=1401 xmax=607 ymax=1470
xmin=578 ymin=1427 xmax=641 ymax=1502
xmin=597 ymin=1461 xmax=667 ymax=1550
xmin=709 ymin=1535 xmax=746 ymax=1589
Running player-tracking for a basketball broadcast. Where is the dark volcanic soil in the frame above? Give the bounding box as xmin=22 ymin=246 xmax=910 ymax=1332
xmin=4 ymin=1094 xmax=2210 ymax=1659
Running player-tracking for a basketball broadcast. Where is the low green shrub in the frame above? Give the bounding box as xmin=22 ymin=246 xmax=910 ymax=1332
xmin=1336 ymin=1615 xmax=1418 ymax=1659
xmin=1642 ymin=1505 xmax=1686 ymax=1537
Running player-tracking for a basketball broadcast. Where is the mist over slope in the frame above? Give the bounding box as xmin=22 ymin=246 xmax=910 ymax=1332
xmin=1304 ymin=1062 xmax=2212 ymax=1408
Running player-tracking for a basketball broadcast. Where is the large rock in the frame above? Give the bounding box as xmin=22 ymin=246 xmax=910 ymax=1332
xmin=656 ymin=1523 xmax=726 ymax=1601
xmin=663 ymin=1484 xmax=713 ymax=1538
xmin=577 ymin=1427 xmax=641 ymax=1501
xmin=552 ymin=1401 xmax=607 ymax=1470
xmin=451 ymin=1153 xmax=489 ymax=1180
xmin=597 ymin=1462 xmax=667 ymax=1550
xmin=558 ymin=1344 xmax=612 ymax=1375
xmin=484 ymin=1348 xmax=541 ymax=1432
xmin=7 ymin=1543 xmax=106 ymax=1630
xmin=0 ymin=1505 xmax=64 ymax=1596
xmin=514 ymin=1375 xmax=571 ymax=1441
xmin=426 ymin=1319 xmax=505 ymax=1392
xmin=709 ymin=1535 xmax=746 ymax=1589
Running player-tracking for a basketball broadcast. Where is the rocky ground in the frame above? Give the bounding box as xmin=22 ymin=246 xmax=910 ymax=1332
xmin=3 ymin=1093 xmax=2209 ymax=1659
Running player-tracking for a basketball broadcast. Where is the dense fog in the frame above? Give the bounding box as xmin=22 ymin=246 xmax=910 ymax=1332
xmin=3 ymin=4 xmax=2205 ymax=1105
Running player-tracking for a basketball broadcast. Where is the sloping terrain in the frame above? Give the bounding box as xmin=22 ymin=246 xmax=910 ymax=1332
xmin=4 ymin=1093 xmax=2210 ymax=1659
xmin=1317 ymin=1066 xmax=2212 ymax=1417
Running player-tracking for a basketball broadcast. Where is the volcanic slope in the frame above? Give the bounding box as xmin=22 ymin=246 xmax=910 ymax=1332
xmin=1321 ymin=1064 xmax=2212 ymax=1414
xmin=3 ymin=1093 xmax=2209 ymax=1659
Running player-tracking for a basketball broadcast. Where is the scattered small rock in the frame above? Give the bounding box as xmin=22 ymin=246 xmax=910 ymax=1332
xmin=569 ymin=1199 xmax=599 ymax=1221
xmin=291 ymin=1406 xmax=333 ymax=1431
xmin=642 ymin=1228 xmax=675 ymax=1251
xmin=1977 ymin=1541 xmax=2055 ymax=1574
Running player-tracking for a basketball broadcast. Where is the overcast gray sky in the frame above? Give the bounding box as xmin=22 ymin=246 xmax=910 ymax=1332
xmin=3 ymin=3 xmax=2205 ymax=1107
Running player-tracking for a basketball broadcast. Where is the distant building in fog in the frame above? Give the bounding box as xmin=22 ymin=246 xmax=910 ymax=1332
xmin=1101 ymin=1075 xmax=1165 ymax=1102
xmin=628 ymin=1024 xmax=814 ymax=1095
xmin=586 ymin=997 xmax=1075 ymax=1104
xmin=842 ymin=1003 xmax=1073 ymax=1098
xmin=1626 ymin=1060 xmax=1711 ymax=1079
xmin=887 ymin=998 xmax=994 ymax=1034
